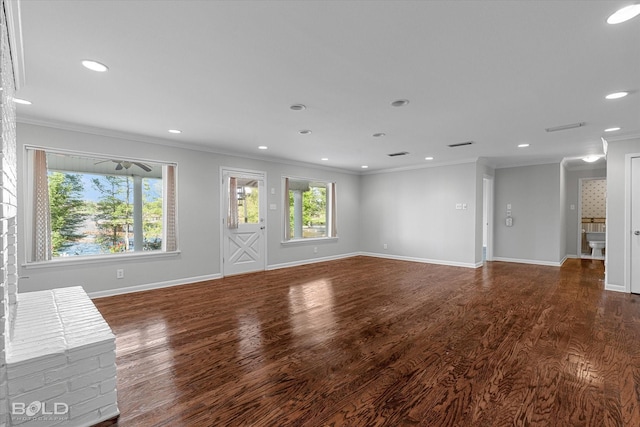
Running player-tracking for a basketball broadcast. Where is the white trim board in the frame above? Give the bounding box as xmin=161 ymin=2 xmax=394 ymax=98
xmin=359 ymin=252 xmax=481 ymax=269
xmin=267 ymin=252 xmax=359 ymax=271
xmin=605 ymin=283 xmax=627 ymax=293
xmin=491 ymin=256 xmax=568 ymax=267
xmin=88 ymin=273 xmax=223 ymax=299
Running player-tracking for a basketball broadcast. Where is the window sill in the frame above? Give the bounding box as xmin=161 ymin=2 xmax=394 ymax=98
xmin=22 ymin=250 xmax=181 ymax=270
xmin=281 ymin=237 xmax=338 ymax=246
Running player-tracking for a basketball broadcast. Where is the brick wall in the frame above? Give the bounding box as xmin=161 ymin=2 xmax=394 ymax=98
xmin=7 ymin=288 xmax=118 ymax=426
xmin=1 ymin=1 xmax=19 ymax=425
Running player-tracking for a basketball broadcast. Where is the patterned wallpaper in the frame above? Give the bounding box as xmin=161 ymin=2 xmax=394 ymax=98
xmin=582 ymin=179 xmax=606 ymax=218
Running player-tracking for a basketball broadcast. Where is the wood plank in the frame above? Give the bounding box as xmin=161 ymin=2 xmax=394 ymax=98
xmin=92 ymin=256 xmax=640 ymax=426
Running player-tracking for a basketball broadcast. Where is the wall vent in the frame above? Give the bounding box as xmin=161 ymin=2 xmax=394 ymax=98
xmin=448 ymin=141 xmax=474 ymax=148
xmin=387 ymin=151 xmax=409 ymax=157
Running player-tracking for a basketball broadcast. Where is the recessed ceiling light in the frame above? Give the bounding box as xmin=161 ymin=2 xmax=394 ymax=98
xmin=81 ymin=60 xmax=109 ymax=72
xmin=299 ymin=129 xmax=312 ymax=135
xmin=373 ymin=133 xmax=386 ymax=138
xmin=361 ymin=165 xmax=369 ymax=169
xmin=290 ymin=104 xmax=306 ymax=111
xmin=604 ymin=127 xmax=621 ymax=132
xmin=425 ymin=156 xmax=434 ymax=160
xmin=518 ymin=143 xmax=530 ymax=148
xmin=607 ymin=4 xmax=640 ymax=24
xmin=168 ymin=129 xmax=182 ymax=134
xmin=258 ymin=146 xmax=268 ymax=150
xmin=321 ymin=157 xmax=329 ymax=161
xmin=582 ymin=155 xmax=600 ymax=163
xmin=13 ymin=98 xmax=31 ymax=105
xmin=605 ymin=91 xmax=628 ymax=100
xmin=391 ymin=99 xmax=409 ymax=107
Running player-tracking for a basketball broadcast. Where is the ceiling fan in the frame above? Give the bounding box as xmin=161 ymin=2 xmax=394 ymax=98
xmin=95 ymin=159 xmax=152 ymax=172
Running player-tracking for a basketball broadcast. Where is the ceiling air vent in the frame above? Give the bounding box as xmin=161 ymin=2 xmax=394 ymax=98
xmin=387 ymin=151 xmax=409 ymax=157
xmin=448 ymin=141 xmax=474 ymax=148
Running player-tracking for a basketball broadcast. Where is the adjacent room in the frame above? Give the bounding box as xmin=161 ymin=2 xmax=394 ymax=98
xmin=1 ymin=1 xmax=639 ymax=426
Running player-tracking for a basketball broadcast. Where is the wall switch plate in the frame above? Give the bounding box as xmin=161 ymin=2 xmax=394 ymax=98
xmin=271 ymin=187 xmax=275 ymax=195
xmin=507 ymin=203 xmax=512 ymax=210
xmin=456 ymin=203 xmax=462 ymax=210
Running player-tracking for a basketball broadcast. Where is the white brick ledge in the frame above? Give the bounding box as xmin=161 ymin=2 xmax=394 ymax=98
xmin=6 ymin=287 xmax=118 ymax=427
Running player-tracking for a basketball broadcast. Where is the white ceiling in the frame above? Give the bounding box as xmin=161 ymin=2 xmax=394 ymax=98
xmin=15 ymin=1 xmax=638 ymax=173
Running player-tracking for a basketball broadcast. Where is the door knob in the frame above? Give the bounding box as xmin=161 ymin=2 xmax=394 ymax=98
xmin=635 ymin=230 xmax=640 ymax=236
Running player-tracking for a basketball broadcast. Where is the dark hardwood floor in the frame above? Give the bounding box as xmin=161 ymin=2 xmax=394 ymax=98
xmin=92 ymin=256 xmax=640 ymax=426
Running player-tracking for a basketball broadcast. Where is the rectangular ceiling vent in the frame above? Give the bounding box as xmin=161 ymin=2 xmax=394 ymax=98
xmin=448 ymin=141 xmax=474 ymax=148
xmin=387 ymin=151 xmax=409 ymax=157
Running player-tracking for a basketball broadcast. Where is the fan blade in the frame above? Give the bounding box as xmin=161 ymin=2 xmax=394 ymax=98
xmin=134 ymin=162 xmax=152 ymax=172
xmin=94 ymin=159 xmax=112 ymax=165
xmin=115 ymin=162 xmax=123 ymax=171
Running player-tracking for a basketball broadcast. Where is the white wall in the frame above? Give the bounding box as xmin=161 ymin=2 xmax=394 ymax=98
xmin=605 ymin=137 xmax=640 ymax=290
xmin=564 ymin=166 xmax=606 ymax=257
xmin=17 ymin=123 xmax=361 ymax=295
xmin=358 ymin=162 xmax=478 ymax=267
xmin=493 ymin=163 xmax=563 ymax=265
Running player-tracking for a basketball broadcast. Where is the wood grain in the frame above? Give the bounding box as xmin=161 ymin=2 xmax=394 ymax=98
xmin=92 ymin=257 xmax=640 ymax=426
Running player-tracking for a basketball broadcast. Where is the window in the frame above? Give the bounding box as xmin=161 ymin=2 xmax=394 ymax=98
xmin=283 ymin=177 xmax=336 ymax=241
xmin=27 ymin=148 xmax=177 ymax=262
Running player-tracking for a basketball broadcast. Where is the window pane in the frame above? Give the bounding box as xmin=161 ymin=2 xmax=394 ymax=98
xmin=43 ymin=152 xmax=166 ymax=257
xmin=285 ymin=178 xmax=334 ymax=240
xmin=236 ymin=178 xmax=260 ymax=224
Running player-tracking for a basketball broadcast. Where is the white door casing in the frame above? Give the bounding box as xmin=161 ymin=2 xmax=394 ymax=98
xmin=631 ymin=157 xmax=640 ymax=293
xmin=221 ymin=168 xmax=266 ymax=276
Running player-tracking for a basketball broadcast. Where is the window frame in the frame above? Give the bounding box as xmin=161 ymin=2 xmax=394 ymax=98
xmin=22 ymin=146 xmax=179 ymax=268
xmin=281 ymin=175 xmax=337 ymax=244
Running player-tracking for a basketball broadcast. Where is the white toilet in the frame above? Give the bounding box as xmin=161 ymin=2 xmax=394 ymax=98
xmin=586 ymin=232 xmax=605 ymax=258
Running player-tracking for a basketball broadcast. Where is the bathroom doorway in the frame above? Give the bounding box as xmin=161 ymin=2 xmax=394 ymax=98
xmin=483 ymin=175 xmax=494 ymax=262
xmin=577 ymin=178 xmax=606 ymax=259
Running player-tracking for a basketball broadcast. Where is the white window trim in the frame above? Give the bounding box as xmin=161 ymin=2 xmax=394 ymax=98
xmin=281 ymin=175 xmax=337 ymax=243
xmin=22 ymin=145 xmax=178 ymax=265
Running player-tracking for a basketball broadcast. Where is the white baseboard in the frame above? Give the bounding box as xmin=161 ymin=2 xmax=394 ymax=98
xmin=492 ymin=256 xmax=565 ymax=267
xmin=359 ymin=252 xmax=480 ymax=269
xmin=604 ymin=283 xmax=627 ymax=293
xmin=267 ymin=252 xmax=360 ymax=271
xmin=88 ymin=273 xmax=223 ymax=299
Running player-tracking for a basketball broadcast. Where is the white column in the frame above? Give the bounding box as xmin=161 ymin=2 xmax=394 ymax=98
xmin=293 ymin=190 xmax=303 ymax=239
xmin=133 ymin=175 xmax=143 ymax=251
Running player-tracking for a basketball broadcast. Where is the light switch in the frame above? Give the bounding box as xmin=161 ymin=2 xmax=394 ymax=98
xmin=271 ymin=187 xmax=276 ymax=195
xmin=570 ymin=204 xmax=575 ymax=210
xmin=456 ymin=203 xmax=462 ymax=210
xmin=507 ymin=203 xmax=512 ymax=210
xmin=462 ymin=203 xmax=467 ymax=210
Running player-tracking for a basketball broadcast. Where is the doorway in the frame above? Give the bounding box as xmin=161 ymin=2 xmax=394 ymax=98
xmin=221 ymin=168 xmax=267 ymax=276
xmin=482 ymin=175 xmax=494 ymax=262
xmin=577 ymin=178 xmax=607 ymax=259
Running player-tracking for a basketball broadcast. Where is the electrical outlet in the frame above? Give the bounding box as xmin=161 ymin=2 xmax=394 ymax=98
xmin=116 ymin=269 xmax=124 ymax=279
xmin=313 ymin=247 xmax=318 ymax=254
xmin=383 ymin=243 xmax=388 ymax=249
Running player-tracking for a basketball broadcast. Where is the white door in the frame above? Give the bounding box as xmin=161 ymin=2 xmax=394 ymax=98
xmin=222 ymin=169 xmax=266 ymax=276
xmin=631 ymin=157 xmax=640 ymax=293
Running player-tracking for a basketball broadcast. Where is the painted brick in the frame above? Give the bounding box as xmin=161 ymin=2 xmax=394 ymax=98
xmin=10 ymin=381 xmax=67 ymax=407
xmin=7 ymin=372 xmax=44 ymax=396
xmin=99 ymin=378 xmax=116 ymax=395
xmin=68 ymin=390 xmax=116 ymax=419
xmin=66 ymin=343 xmax=114 ymax=364
xmin=64 ymin=384 xmax=99 ymax=406
xmin=68 ymin=366 xmax=116 ymax=392
xmin=44 ymin=356 xmax=99 ymax=384
xmin=6 ymin=355 xmax=66 ymax=380
xmin=99 ymin=352 xmax=116 ymax=368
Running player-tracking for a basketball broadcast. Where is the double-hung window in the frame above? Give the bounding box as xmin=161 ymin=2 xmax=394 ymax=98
xmin=26 ymin=148 xmax=177 ymax=262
